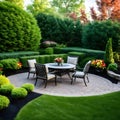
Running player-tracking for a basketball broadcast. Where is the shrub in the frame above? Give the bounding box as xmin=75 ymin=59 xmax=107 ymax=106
xmin=0 ymin=75 xmax=10 ymax=86
xmin=107 ymin=63 xmax=118 ymax=71
xmin=21 ymin=83 xmax=34 ymax=93
xmin=11 ymin=87 xmax=28 ymax=99
xmin=45 ymin=47 xmax=54 ymax=55
xmin=0 ymin=58 xmax=22 ymax=70
xmin=0 ymin=2 xmax=41 ymax=52
xmin=0 ymin=84 xmax=15 ymax=95
xmin=113 ymin=52 xmax=120 ymax=63
xmin=82 ymin=20 xmax=120 ymax=51
xmin=0 ymin=63 xmax=3 ymax=75
xmin=104 ymin=38 xmax=114 ymax=66
xmin=0 ymin=95 xmax=10 ymax=110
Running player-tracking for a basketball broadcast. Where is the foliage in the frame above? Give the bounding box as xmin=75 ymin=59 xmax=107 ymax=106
xmin=50 ymin=0 xmax=84 ymax=16
xmin=113 ymin=52 xmax=120 ymax=63
xmin=91 ymin=59 xmax=106 ymax=69
xmin=21 ymin=83 xmax=34 ymax=93
xmin=11 ymin=87 xmax=28 ymax=99
xmin=0 ymin=59 xmax=22 ymax=70
xmin=107 ymin=63 xmax=118 ymax=71
xmin=90 ymin=0 xmax=120 ymax=21
xmin=0 ymin=63 xmax=3 ymax=75
xmin=0 ymin=75 xmax=10 ymax=86
xmin=0 ymin=95 xmax=10 ymax=110
xmin=0 ymin=84 xmax=15 ymax=95
xmin=3 ymin=0 xmax=24 ymax=9
xmin=0 ymin=1 xmax=41 ymax=52
xmin=82 ymin=20 xmax=120 ymax=51
xmin=104 ymin=38 xmax=114 ymax=65
xmin=36 ymin=13 xmax=83 ymax=47
xmin=45 ymin=47 xmax=54 ymax=55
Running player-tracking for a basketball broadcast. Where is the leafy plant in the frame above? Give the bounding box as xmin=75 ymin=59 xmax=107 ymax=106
xmin=0 ymin=84 xmax=15 ymax=95
xmin=0 ymin=95 xmax=10 ymax=110
xmin=0 ymin=75 xmax=10 ymax=86
xmin=11 ymin=87 xmax=28 ymax=99
xmin=107 ymin=63 xmax=118 ymax=71
xmin=21 ymin=83 xmax=34 ymax=93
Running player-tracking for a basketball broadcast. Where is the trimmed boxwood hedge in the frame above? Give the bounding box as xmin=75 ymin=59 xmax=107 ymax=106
xmin=0 ymin=1 xmax=41 ymax=52
xmin=20 ymin=54 xmax=67 ymax=67
xmin=0 ymin=51 xmax=39 ymax=60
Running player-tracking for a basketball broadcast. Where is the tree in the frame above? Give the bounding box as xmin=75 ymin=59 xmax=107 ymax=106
xmin=3 ymin=0 xmax=24 ymax=9
xmin=50 ymin=0 xmax=85 ymax=16
xmin=27 ymin=0 xmax=54 ymax=16
xmin=90 ymin=0 xmax=120 ymax=21
xmin=104 ymin=38 xmax=114 ymax=66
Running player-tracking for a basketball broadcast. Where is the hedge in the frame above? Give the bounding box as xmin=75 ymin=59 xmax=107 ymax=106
xmin=55 ymin=47 xmax=105 ymax=59
xmin=0 ymin=51 xmax=39 ymax=60
xmin=20 ymin=54 xmax=67 ymax=67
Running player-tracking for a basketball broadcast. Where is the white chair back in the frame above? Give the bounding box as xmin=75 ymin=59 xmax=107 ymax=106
xmin=83 ymin=61 xmax=91 ymax=73
xmin=67 ymin=56 xmax=78 ymax=65
xmin=28 ymin=59 xmax=36 ymax=68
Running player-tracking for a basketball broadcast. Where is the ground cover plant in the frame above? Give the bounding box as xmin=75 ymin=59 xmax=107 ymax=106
xmin=15 ymin=91 xmax=120 ymax=120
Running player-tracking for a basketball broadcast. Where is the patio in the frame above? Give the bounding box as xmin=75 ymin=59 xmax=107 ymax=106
xmin=8 ymin=72 xmax=120 ymax=97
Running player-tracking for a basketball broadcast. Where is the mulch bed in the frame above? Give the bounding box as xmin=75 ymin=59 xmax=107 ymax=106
xmin=0 ymin=92 xmax=42 ymax=120
xmin=0 ymin=68 xmax=42 ymax=120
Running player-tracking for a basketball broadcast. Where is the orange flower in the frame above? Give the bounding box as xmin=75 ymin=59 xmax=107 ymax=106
xmin=17 ymin=62 xmax=22 ymax=69
xmin=54 ymin=57 xmax=63 ymax=63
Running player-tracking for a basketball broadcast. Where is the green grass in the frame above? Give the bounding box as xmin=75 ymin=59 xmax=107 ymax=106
xmin=15 ymin=92 xmax=120 ymax=120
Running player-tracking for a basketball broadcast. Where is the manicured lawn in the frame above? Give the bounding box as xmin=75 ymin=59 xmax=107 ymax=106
xmin=15 ymin=91 xmax=120 ymax=120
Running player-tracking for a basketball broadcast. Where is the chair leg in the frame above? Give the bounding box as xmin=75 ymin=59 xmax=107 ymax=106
xmin=71 ymin=77 xmax=76 ymax=84
xmin=44 ymin=80 xmax=47 ymax=88
xmin=55 ymin=76 xmax=57 ymax=86
xmin=86 ymin=74 xmax=89 ymax=82
xmin=34 ymin=78 xmax=38 ymax=86
xmin=27 ymin=72 xmax=30 ymax=79
xmin=83 ymin=77 xmax=87 ymax=86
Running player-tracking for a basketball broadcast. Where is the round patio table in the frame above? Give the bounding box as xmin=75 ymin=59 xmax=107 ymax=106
xmin=45 ymin=63 xmax=75 ymax=79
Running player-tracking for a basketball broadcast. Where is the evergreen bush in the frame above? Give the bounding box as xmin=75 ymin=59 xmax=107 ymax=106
xmin=107 ymin=63 xmax=118 ymax=71
xmin=21 ymin=83 xmax=34 ymax=93
xmin=82 ymin=20 xmax=120 ymax=51
xmin=0 ymin=95 xmax=10 ymax=110
xmin=0 ymin=75 xmax=10 ymax=86
xmin=45 ymin=47 xmax=54 ymax=55
xmin=0 ymin=1 xmax=41 ymax=52
xmin=104 ymin=38 xmax=114 ymax=65
xmin=11 ymin=87 xmax=28 ymax=99
xmin=0 ymin=84 xmax=15 ymax=95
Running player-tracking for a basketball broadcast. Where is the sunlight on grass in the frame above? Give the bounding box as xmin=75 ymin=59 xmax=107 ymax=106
xmin=15 ymin=92 xmax=120 ymax=120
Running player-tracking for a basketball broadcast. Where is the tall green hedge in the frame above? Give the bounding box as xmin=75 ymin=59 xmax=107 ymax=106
xmin=82 ymin=20 xmax=120 ymax=51
xmin=0 ymin=1 xmax=41 ymax=52
xmin=36 ymin=13 xmax=82 ymax=46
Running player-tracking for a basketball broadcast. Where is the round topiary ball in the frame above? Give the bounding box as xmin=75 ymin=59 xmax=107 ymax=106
xmin=11 ymin=87 xmax=28 ymax=99
xmin=21 ymin=83 xmax=34 ymax=93
xmin=0 ymin=1 xmax=41 ymax=52
xmin=0 ymin=95 xmax=10 ymax=110
xmin=0 ymin=75 xmax=10 ymax=86
xmin=0 ymin=84 xmax=15 ymax=95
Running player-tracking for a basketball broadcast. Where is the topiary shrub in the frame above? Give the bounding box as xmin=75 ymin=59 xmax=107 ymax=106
xmin=0 ymin=1 xmax=41 ymax=52
xmin=21 ymin=83 xmax=34 ymax=93
xmin=104 ymin=38 xmax=114 ymax=66
xmin=0 ymin=95 xmax=10 ymax=110
xmin=0 ymin=84 xmax=15 ymax=95
xmin=0 ymin=75 xmax=10 ymax=86
xmin=11 ymin=87 xmax=28 ymax=99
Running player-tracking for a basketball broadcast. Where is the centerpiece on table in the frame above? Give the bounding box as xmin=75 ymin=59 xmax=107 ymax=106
xmin=54 ymin=57 xmax=64 ymax=66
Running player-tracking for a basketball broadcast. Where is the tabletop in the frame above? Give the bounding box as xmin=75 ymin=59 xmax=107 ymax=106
xmin=45 ymin=63 xmax=75 ymax=70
